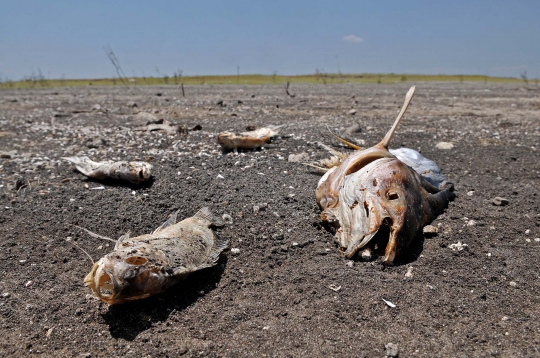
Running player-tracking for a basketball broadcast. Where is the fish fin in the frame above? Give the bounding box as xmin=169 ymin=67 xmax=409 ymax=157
xmin=62 ymin=156 xmax=99 ymax=177
xmin=118 ymin=231 xmax=131 ymax=241
xmin=302 ymin=163 xmax=330 ymax=172
xmin=75 ymin=225 xmax=117 ymax=243
xmin=153 ymin=211 xmax=179 ymax=234
xmin=194 ymin=207 xmax=225 ymax=227
xmin=326 ymin=126 xmax=362 ymax=150
xmin=378 ymin=86 xmax=415 ymax=149
xmin=318 ymin=142 xmax=347 ymax=159
xmin=197 ymin=235 xmax=229 ymax=270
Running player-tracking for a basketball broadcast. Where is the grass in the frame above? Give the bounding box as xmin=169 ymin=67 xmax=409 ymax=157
xmin=0 ymin=73 xmax=522 ymax=89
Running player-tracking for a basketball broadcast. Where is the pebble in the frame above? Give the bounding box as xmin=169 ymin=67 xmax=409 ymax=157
xmin=525 ymin=229 xmax=531 ymax=235
xmin=435 ymin=141 xmax=454 ymax=150
xmin=288 ymin=152 xmax=310 ymax=163
xmin=423 ymin=225 xmax=438 ymax=236
xmin=345 ymin=260 xmax=354 ymax=267
xmin=449 ymin=241 xmax=468 ymax=251
xmin=348 ymin=109 xmax=357 ymax=115
xmin=404 ymin=267 xmax=414 ymax=279
xmin=502 ymin=316 xmax=509 ymax=321
xmin=2 ymin=292 xmax=10 ymax=298
xmin=25 ymin=280 xmax=34 ymax=288
xmin=492 ymin=197 xmax=509 ymax=206
xmin=467 ymin=190 xmax=474 ymax=196
xmin=221 ymin=214 xmax=233 ymax=225
xmin=467 ymin=219 xmax=477 ymax=226
xmin=535 ymin=238 xmax=540 ymax=242
xmin=46 ymin=327 xmax=54 ymax=338
xmin=230 ymin=248 xmax=240 ymax=255
xmin=253 ymin=205 xmax=260 ymax=214
xmin=509 ymin=281 xmax=517 ymax=287
xmin=385 ymin=343 xmax=399 ymax=358
xmin=216 ymin=174 xmax=224 ymax=179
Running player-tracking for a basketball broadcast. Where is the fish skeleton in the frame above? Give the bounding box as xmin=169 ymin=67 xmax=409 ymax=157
xmin=83 ymin=207 xmax=228 ymax=304
xmin=62 ymin=156 xmax=152 ymax=184
xmin=217 ymin=125 xmax=282 ymax=150
xmin=315 ymin=87 xmax=454 ymax=265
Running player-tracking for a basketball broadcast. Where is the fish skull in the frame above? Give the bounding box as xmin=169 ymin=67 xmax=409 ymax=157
xmin=320 ymin=157 xmax=428 ymax=264
xmin=84 ymin=248 xmax=171 ymax=304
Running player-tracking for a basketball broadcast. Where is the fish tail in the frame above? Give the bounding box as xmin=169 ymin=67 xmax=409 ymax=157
xmin=194 ymin=207 xmax=225 ymax=227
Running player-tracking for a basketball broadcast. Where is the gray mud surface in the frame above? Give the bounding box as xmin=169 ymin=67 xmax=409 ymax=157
xmin=0 ymin=83 xmax=539 ymax=357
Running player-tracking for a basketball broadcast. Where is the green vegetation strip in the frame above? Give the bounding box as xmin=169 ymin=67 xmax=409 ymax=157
xmin=0 ymin=73 xmax=521 ymax=89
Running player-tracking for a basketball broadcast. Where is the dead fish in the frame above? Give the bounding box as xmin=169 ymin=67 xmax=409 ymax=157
xmin=83 ymin=207 xmax=228 ymax=304
xmin=315 ymin=87 xmax=454 ymax=265
xmin=217 ymin=125 xmax=283 ymax=150
xmin=62 ymin=156 xmax=152 ymax=184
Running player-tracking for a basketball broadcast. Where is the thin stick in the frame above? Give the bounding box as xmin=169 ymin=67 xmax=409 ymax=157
xmin=379 ymin=86 xmax=415 ymax=149
xmin=74 ymin=225 xmax=117 ymax=243
xmin=66 ymin=238 xmax=94 ymax=264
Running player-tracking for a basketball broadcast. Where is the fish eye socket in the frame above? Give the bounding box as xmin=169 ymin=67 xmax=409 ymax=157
xmin=387 ymin=192 xmax=400 ymax=200
xmin=125 ymin=256 xmax=147 ymax=265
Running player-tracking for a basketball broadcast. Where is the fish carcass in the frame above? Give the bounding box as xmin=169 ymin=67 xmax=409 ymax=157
xmin=62 ymin=156 xmax=152 ymax=184
xmin=83 ymin=208 xmax=228 ymax=304
xmin=315 ymin=87 xmax=454 ymax=265
xmin=217 ymin=125 xmax=282 ymax=150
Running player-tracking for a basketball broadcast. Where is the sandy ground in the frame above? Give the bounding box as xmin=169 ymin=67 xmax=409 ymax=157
xmin=0 ymin=82 xmax=539 ymax=357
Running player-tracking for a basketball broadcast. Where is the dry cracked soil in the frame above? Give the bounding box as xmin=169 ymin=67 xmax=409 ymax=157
xmin=0 ymin=82 xmax=539 ymax=357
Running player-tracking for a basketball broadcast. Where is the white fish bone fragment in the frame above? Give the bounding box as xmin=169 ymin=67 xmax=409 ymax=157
xmin=382 ymin=298 xmax=396 ymax=308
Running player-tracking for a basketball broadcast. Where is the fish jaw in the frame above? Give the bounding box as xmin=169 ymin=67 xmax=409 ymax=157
xmin=85 ymin=248 xmax=172 ymax=304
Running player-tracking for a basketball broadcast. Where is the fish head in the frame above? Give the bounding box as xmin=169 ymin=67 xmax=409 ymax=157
xmin=335 ymin=158 xmax=425 ymax=265
xmin=123 ymin=162 xmax=153 ymax=184
xmin=217 ymin=131 xmax=236 ymax=149
xmin=84 ymin=248 xmax=170 ymax=304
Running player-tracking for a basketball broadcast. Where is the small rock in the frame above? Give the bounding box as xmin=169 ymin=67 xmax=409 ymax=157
xmin=435 ymin=141 xmax=454 ymax=150
xmin=525 ymin=229 xmax=531 ymax=235
xmin=46 ymin=327 xmax=54 ymax=338
xmin=126 ymin=100 xmax=137 ymax=108
xmin=217 ymin=174 xmax=224 ymax=179
xmin=2 ymin=292 xmax=10 ymax=298
xmin=404 ymin=267 xmax=414 ymax=279
xmin=288 ymin=152 xmax=310 ymax=163
xmin=385 ymin=342 xmax=399 ymax=358
xmin=535 ymin=238 xmax=540 ymax=242
xmin=348 ymin=109 xmax=357 ymax=115
xmin=91 ymin=104 xmax=101 ymax=111
xmin=345 ymin=260 xmax=354 ymax=267
xmin=25 ymin=280 xmax=34 ymax=288
xmin=449 ymin=241 xmax=468 ymax=251
xmin=222 ymin=214 xmax=233 ymax=225
xmin=509 ymin=281 xmax=517 ymax=287
xmin=467 ymin=219 xmax=477 ymax=226
xmin=492 ymin=197 xmax=509 ymax=206
xmin=253 ymin=205 xmax=260 ymax=214
xmin=502 ymin=316 xmax=509 ymax=321
xmin=423 ymin=225 xmax=438 ymax=236
xmin=345 ymin=123 xmax=362 ymax=134
xmin=467 ymin=190 xmax=474 ymax=196
xmin=230 ymin=248 xmax=240 ymax=255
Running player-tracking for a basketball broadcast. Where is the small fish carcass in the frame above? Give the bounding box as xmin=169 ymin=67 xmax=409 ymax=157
xmin=83 ymin=208 xmax=228 ymax=304
xmin=315 ymin=87 xmax=454 ymax=265
xmin=63 ymin=156 xmax=152 ymax=184
xmin=217 ymin=125 xmax=282 ymax=151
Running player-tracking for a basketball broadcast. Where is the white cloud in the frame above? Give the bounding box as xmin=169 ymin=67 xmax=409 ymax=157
xmin=342 ymin=35 xmax=364 ymax=43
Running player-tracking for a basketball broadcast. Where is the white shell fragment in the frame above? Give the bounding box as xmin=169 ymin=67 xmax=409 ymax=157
xmin=382 ymin=298 xmax=396 ymax=308
xmin=449 ymin=241 xmax=468 ymax=251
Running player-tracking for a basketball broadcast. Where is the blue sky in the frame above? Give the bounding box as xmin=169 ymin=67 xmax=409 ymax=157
xmin=1 ymin=1 xmax=539 ymax=80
